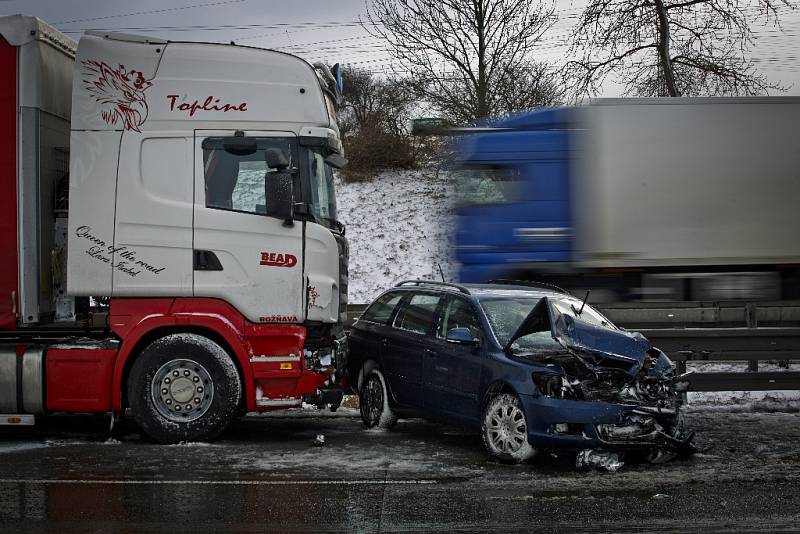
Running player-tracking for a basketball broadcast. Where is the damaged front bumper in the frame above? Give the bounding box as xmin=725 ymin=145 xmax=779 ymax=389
xmin=520 ymin=394 xmax=695 ymax=453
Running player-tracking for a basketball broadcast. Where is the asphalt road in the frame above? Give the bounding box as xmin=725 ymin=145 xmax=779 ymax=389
xmin=1 ymin=409 xmax=800 ymax=532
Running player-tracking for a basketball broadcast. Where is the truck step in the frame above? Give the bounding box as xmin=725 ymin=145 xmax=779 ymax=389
xmin=0 ymin=414 xmax=35 ymax=426
xmin=255 ymin=397 xmax=301 ymax=408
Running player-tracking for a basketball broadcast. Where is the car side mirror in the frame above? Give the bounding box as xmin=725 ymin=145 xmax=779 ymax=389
xmin=265 ymin=171 xmax=294 ymax=223
xmin=446 ymin=327 xmax=479 ymax=346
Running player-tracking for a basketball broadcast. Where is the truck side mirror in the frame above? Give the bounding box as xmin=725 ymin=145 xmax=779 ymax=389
xmin=265 ymin=148 xmax=290 ymax=169
xmin=265 ymin=172 xmax=294 ymax=223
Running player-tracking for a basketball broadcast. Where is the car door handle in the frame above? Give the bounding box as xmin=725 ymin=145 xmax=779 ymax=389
xmin=425 ymin=348 xmax=436 ymax=357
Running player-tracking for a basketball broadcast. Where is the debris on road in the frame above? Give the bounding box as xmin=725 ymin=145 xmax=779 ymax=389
xmin=575 ymin=449 xmax=624 ymax=472
xmin=312 ymin=434 xmax=326 ymax=447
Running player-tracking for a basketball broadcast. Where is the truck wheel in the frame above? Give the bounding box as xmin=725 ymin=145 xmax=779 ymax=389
xmin=359 ymin=368 xmax=397 ymax=430
xmin=481 ymin=393 xmax=537 ymax=463
xmin=127 ymin=333 xmax=241 ymax=444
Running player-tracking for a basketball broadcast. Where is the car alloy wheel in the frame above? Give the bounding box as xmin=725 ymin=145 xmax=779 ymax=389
xmin=481 ymin=393 xmax=537 ymax=463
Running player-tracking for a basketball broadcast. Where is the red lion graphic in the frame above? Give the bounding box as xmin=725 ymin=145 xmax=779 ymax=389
xmin=81 ymin=60 xmax=153 ymax=132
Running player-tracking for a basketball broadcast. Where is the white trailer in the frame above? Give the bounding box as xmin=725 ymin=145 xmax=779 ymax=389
xmin=573 ymin=98 xmax=800 ymax=299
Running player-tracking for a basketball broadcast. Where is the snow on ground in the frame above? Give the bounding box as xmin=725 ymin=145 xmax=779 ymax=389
xmin=336 ymin=168 xmax=455 ymax=304
xmin=686 ymin=361 xmax=800 ymax=411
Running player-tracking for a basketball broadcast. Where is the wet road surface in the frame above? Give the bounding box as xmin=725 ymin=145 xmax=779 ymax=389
xmin=1 ymin=409 xmax=800 ymax=532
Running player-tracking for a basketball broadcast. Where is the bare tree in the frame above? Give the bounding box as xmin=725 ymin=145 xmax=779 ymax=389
xmin=494 ymin=60 xmax=564 ymax=114
xmin=338 ymin=68 xmax=420 ymax=179
xmin=364 ymin=0 xmax=560 ymax=124
xmin=338 ymin=68 xmax=415 ymax=137
xmin=567 ymin=0 xmax=795 ymax=97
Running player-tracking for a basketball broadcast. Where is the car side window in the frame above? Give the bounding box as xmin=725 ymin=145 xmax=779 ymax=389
xmin=393 ymin=293 xmax=441 ymax=335
xmin=360 ymin=292 xmax=404 ymax=325
xmin=437 ymin=296 xmax=481 ymax=339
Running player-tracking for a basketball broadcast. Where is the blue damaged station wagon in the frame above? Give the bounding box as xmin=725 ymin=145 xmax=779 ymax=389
xmin=348 ymin=280 xmax=695 ymax=463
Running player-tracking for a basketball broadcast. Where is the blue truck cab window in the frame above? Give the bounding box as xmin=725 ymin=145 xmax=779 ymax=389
xmin=453 ymin=165 xmax=521 ymax=207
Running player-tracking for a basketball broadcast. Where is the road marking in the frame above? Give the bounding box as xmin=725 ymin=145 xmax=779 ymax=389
xmin=0 ymin=478 xmax=438 ymax=486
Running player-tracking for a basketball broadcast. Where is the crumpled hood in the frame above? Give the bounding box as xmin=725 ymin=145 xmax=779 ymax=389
xmin=553 ymin=312 xmax=650 ymax=375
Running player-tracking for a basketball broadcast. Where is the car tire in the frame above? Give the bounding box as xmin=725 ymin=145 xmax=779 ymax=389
xmin=359 ymin=368 xmax=397 ymax=430
xmin=481 ymin=393 xmax=537 ymax=463
xmin=128 ymin=333 xmax=242 ymax=444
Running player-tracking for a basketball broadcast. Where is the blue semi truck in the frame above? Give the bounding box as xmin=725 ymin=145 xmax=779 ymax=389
xmin=450 ymin=98 xmax=800 ymax=302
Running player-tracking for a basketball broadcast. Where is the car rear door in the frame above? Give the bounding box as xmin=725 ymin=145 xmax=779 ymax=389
xmin=424 ymin=295 xmax=484 ymax=423
xmin=348 ymin=291 xmax=405 ymax=388
xmin=381 ymin=291 xmax=442 ymax=409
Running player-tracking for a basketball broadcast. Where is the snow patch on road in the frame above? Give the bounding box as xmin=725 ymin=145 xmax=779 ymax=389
xmin=0 ymin=442 xmax=50 ymax=455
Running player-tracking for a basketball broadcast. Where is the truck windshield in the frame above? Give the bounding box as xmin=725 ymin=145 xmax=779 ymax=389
xmin=452 ymin=165 xmax=521 ymax=207
xmin=306 ymin=148 xmax=338 ymax=230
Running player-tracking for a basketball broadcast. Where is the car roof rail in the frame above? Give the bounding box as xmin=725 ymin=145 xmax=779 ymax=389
xmin=486 ymin=279 xmax=572 ymax=295
xmin=394 ymin=279 xmax=471 ymax=295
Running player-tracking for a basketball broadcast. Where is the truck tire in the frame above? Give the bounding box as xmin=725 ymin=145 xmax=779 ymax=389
xmin=359 ymin=368 xmax=397 ymax=430
xmin=481 ymin=393 xmax=537 ymax=463
xmin=127 ymin=333 xmax=241 ymax=444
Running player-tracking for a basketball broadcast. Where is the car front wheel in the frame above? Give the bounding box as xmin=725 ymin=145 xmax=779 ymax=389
xmin=359 ymin=368 xmax=397 ymax=430
xmin=481 ymin=393 xmax=537 ymax=463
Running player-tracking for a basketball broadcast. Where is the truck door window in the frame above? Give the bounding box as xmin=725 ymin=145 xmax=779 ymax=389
xmin=454 ymin=165 xmax=521 ymax=207
xmin=202 ymin=137 xmax=295 ymax=215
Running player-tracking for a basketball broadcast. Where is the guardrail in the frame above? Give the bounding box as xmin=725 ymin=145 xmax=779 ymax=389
xmin=640 ymin=328 xmax=800 ymax=392
xmin=345 ymin=303 xmax=800 ymax=393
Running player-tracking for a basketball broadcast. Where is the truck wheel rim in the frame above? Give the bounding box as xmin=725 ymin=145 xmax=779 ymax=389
xmin=487 ymin=403 xmax=527 ymax=454
xmin=151 ymin=359 xmax=215 ymax=423
xmin=361 ymin=377 xmax=383 ymax=425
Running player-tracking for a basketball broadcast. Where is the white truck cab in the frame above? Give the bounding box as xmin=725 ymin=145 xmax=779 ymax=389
xmin=68 ymin=31 xmax=347 ymax=325
xmin=0 ymin=17 xmax=349 ymax=442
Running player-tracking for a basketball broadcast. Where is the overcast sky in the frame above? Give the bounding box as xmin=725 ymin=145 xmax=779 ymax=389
xmin=1 ymin=0 xmax=798 ymax=95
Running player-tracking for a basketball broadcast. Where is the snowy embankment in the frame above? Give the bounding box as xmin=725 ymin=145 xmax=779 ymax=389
xmin=336 ymin=168 xmax=455 ymax=304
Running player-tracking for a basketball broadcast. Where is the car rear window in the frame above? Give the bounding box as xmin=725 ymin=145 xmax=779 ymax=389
xmin=360 ymin=292 xmax=404 ymax=324
xmin=394 ymin=293 xmax=440 ymax=335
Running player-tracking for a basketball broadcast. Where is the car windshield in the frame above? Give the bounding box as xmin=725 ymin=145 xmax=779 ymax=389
xmin=478 ymin=297 xmax=542 ymax=347
xmin=550 ymin=297 xmax=616 ymax=330
xmin=478 ymin=294 xmax=616 ymax=350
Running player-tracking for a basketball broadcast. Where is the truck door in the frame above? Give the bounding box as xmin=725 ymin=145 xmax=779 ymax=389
xmin=192 ymin=131 xmax=304 ymax=324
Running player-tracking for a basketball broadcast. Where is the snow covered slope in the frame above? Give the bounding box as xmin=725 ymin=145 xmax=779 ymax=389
xmin=336 ymin=168 xmax=455 ymax=304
